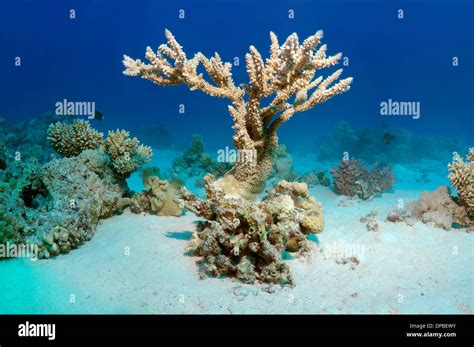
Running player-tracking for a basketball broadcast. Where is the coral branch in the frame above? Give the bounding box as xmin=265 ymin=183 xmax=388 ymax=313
xmin=448 ymin=148 xmax=473 ymax=217
xmin=124 ymin=29 xmax=352 ymax=198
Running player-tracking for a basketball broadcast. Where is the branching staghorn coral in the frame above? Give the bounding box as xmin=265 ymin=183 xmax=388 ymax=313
xmin=47 ymin=119 xmax=103 ymax=157
xmin=104 ymin=129 xmax=152 ymax=178
xmin=123 ymin=29 xmax=352 ymax=199
xmin=448 ymin=148 xmax=473 ymax=217
xmin=179 ymin=176 xmax=324 ymax=285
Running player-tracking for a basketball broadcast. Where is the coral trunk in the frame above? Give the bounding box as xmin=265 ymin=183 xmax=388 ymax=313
xmin=215 ymin=139 xmax=276 ymax=200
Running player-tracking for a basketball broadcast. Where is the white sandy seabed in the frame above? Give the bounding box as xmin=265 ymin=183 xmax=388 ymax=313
xmin=0 ymin=150 xmax=473 ymax=314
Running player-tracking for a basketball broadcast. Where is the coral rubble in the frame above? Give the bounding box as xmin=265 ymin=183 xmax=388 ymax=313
xmin=179 ymin=177 xmax=324 ymax=285
xmin=360 ymin=210 xmax=379 ymax=231
xmin=0 ymin=150 xmax=130 ymax=258
xmin=330 ymin=159 xmax=395 ymax=199
xmin=124 ymin=29 xmax=352 ymax=199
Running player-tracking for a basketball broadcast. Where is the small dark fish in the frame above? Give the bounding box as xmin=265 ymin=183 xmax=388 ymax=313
xmin=383 ymin=132 xmax=396 ymax=144
xmin=91 ymin=111 xmax=104 ymax=121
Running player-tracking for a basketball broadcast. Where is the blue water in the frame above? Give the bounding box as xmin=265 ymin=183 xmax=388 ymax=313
xmin=1 ymin=0 xmax=472 ymax=151
xmin=0 ymin=0 xmax=473 ymax=315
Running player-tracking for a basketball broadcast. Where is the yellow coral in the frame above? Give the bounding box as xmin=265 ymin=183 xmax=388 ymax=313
xmin=300 ymin=214 xmax=324 ymax=234
xmin=47 ymin=120 xmax=103 ymax=157
xmin=145 ymin=176 xmax=182 ymax=216
xmin=448 ymin=148 xmax=474 ymax=216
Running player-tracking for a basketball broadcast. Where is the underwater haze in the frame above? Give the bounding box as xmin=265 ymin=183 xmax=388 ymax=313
xmin=1 ymin=0 xmax=473 ymax=148
xmin=0 ymin=0 xmax=473 ymax=315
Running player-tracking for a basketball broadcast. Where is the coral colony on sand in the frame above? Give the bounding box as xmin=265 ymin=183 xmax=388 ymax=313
xmin=123 ymin=29 xmax=352 ymax=284
xmin=123 ymin=29 xmax=353 ymax=200
xmin=448 ymin=148 xmax=473 ymax=218
xmin=180 ymin=178 xmax=324 ymax=285
xmin=386 ymin=148 xmax=473 ymax=232
xmin=0 ymin=117 xmax=188 ymax=259
xmin=330 ymin=159 xmax=396 ymax=200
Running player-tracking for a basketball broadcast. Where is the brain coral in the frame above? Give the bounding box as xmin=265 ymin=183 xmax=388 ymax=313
xmin=448 ymin=148 xmax=473 ymax=217
xmin=47 ymin=119 xmax=103 ymax=157
xmin=104 ymin=129 xmax=152 ymax=177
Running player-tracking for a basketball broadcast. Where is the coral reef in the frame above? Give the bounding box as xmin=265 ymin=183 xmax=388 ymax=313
xmin=104 ymin=129 xmax=152 ymax=178
xmin=47 ymin=120 xmax=152 ymax=178
xmin=130 ymin=175 xmax=182 ymax=216
xmin=173 ymin=134 xmax=231 ymax=182
xmin=179 ymin=177 xmax=324 ymax=285
xmin=0 ymin=133 xmax=6 ymax=170
xmin=407 ymin=186 xmax=471 ymax=230
xmin=1 ymin=118 xmax=159 ymax=258
xmin=448 ymin=148 xmax=473 ymax=217
xmin=2 ymin=112 xmax=59 ymax=163
xmin=316 ymin=121 xmax=466 ymax=164
xmin=124 ymin=29 xmax=352 ymax=199
xmin=299 ymin=170 xmax=330 ymax=187
xmin=47 ymin=119 xmax=103 ymax=157
xmin=330 ymin=159 xmax=395 ymax=199
xmin=0 ymin=150 xmax=131 ymax=258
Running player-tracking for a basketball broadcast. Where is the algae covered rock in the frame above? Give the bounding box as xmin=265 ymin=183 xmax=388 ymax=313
xmin=179 ymin=176 xmax=324 ymax=285
xmin=0 ymin=149 xmax=132 ymax=259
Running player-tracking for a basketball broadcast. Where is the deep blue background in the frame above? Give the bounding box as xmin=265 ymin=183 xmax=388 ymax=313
xmin=0 ymin=0 xmax=473 ymax=151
